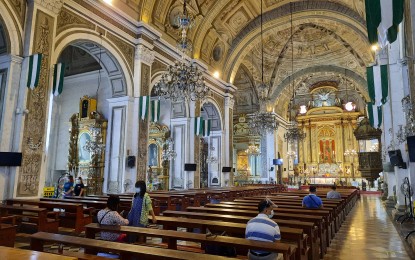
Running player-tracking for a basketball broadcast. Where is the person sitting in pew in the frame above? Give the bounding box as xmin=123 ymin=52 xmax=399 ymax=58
xmin=302 ymin=186 xmax=323 ymax=209
xmin=97 ymin=195 xmax=129 ymax=242
xmin=326 ymin=185 xmax=342 ymax=199
xmin=63 ymin=175 xmax=74 ymax=199
xmin=245 ymin=199 xmax=281 ymax=260
xmin=74 ymin=177 xmax=85 ymax=197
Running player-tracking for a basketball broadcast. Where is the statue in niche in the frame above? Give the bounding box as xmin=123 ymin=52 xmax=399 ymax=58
xmin=148 ymin=143 xmax=159 ymax=167
xmin=78 ymin=132 xmax=91 ymax=162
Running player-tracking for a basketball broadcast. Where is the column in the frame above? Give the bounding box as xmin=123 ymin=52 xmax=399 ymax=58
xmin=0 ymin=54 xmax=23 ymax=200
xmin=16 ymin=0 xmax=64 ymax=197
xmin=260 ymin=131 xmax=275 ymax=180
xmin=310 ymin=124 xmax=318 ymax=163
xmin=134 ymin=44 xmax=155 ymax=181
xmin=224 ymin=95 xmax=234 ymax=185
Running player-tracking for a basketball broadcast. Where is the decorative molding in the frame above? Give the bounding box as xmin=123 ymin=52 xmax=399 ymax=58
xmin=8 ymin=0 xmax=26 ymax=28
xmin=106 ymin=32 xmax=135 ymax=72
xmin=137 ymin=63 xmax=151 ymax=181
xmin=136 ymin=45 xmax=155 ymax=65
xmin=56 ymin=8 xmax=95 ymax=35
xmin=17 ymin=10 xmax=54 ymax=197
xmin=34 ymin=0 xmax=64 ymax=15
xmin=225 ymin=96 xmax=235 ymax=109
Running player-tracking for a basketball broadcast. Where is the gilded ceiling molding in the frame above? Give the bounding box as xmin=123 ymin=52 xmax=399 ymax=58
xmin=223 ymin=2 xmax=369 ymax=82
xmin=5 ymin=0 xmax=26 ymax=29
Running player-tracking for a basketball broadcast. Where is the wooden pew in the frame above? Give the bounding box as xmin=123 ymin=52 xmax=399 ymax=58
xmin=0 ymin=205 xmax=59 ymax=233
xmin=0 ymin=246 xmax=77 ymax=260
xmin=0 ymin=216 xmax=17 ymax=247
xmin=7 ymin=199 xmax=93 ymax=234
xmin=162 ymin=210 xmax=319 ymax=260
xmin=155 ymin=215 xmax=307 ymax=260
xmin=186 ymin=206 xmax=327 ymax=259
xmin=30 ymin=232 xmax=233 ymax=260
xmin=84 ymin=223 xmax=296 ymax=260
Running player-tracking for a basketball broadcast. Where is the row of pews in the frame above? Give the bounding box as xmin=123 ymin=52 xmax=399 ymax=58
xmin=0 ymin=185 xmax=357 ymax=259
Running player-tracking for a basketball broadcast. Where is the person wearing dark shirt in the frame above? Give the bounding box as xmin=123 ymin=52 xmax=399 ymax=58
xmin=74 ymin=176 xmax=85 ymax=196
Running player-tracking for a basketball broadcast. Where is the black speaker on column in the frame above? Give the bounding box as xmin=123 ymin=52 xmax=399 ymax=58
xmin=184 ymin=163 xmax=197 ymax=171
xmin=388 ymin=150 xmax=406 ymax=168
xmin=0 ymin=152 xmax=22 ymax=166
xmin=126 ymin=156 xmax=136 ymax=168
xmin=407 ymin=136 xmax=415 ymax=162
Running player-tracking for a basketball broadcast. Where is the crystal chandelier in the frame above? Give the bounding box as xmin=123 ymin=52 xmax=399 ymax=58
xmin=206 ymin=146 xmax=218 ymax=164
xmin=83 ymin=127 xmax=105 ymax=156
xmin=284 ymin=121 xmax=306 ymax=143
xmin=396 ymin=95 xmax=415 ymax=144
xmin=344 ymin=149 xmax=357 ymax=157
xmin=247 ymin=0 xmax=279 ymax=135
xmin=284 ymin=3 xmax=306 ymax=143
xmin=162 ymin=137 xmax=177 ymax=161
xmin=153 ymin=0 xmax=209 ymax=102
xmin=246 ymin=144 xmax=261 ymax=156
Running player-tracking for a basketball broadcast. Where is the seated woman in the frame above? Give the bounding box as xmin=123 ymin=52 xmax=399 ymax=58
xmin=97 ymin=195 xmax=129 ymax=242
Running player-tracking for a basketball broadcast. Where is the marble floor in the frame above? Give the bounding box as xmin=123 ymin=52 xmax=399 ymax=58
xmin=324 ymin=194 xmax=413 ymax=260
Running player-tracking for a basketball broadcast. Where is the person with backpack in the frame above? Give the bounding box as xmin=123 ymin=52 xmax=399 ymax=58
xmin=302 ymin=186 xmax=323 ymax=208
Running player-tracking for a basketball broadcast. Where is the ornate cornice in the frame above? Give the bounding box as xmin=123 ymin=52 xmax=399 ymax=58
xmin=225 ymin=96 xmax=235 ymax=109
xmin=136 ymin=45 xmax=155 ymax=65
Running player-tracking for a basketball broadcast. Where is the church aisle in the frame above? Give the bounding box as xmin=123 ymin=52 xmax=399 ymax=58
xmin=323 ymin=194 xmax=412 ymax=260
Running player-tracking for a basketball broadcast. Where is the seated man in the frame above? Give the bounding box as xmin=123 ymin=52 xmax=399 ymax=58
xmin=245 ymin=199 xmax=280 ymax=260
xmin=97 ymin=195 xmax=129 ymax=242
xmin=326 ymin=185 xmax=342 ymax=199
xmin=302 ymin=186 xmax=323 ymax=208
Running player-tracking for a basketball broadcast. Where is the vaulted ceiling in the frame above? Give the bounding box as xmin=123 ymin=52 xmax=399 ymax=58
xmin=113 ymin=0 xmax=372 ymax=118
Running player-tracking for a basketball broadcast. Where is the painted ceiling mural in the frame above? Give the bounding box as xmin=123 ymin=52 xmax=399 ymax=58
xmin=113 ymin=0 xmax=371 ymax=118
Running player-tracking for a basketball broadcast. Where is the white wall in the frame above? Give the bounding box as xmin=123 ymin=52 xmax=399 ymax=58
xmin=46 ymin=70 xmax=111 ymax=185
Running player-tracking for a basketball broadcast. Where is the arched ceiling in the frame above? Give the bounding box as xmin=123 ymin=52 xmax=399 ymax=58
xmin=114 ymin=0 xmax=372 ymax=117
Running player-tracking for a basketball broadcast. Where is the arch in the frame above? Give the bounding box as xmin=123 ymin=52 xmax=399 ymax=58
xmin=0 ymin=1 xmax=22 ymax=56
xmin=269 ymin=65 xmax=369 ymax=103
xmin=201 ymin=97 xmax=224 ymax=131
xmin=223 ymin=3 xmax=371 ymax=83
xmin=52 ymin=31 xmax=132 ymax=97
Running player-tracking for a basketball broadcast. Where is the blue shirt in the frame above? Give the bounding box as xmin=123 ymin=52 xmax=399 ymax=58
xmin=128 ymin=196 xmax=144 ymax=227
xmin=245 ymin=213 xmax=281 ymax=254
xmin=302 ymin=194 xmax=323 ymax=208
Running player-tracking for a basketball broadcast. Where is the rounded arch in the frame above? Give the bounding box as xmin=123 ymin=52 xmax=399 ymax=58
xmin=52 ymin=31 xmax=133 ymax=97
xmin=223 ymin=2 xmax=371 ymax=83
xmin=269 ymin=65 xmax=369 ymax=103
xmin=201 ymin=97 xmax=224 ymax=131
xmin=0 ymin=1 xmax=22 ymax=56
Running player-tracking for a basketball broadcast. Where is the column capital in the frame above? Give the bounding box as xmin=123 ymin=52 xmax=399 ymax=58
xmin=135 ymin=45 xmax=155 ymax=65
xmin=225 ymin=96 xmax=235 ymax=109
xmin=31 ymin=0 xmax=64 ymax=15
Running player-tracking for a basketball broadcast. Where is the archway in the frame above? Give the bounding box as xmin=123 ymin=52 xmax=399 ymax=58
xmin=46 ymin=40 xmax=129 ymax=195
xmin=200 ymin=100 xmax=222 ymax=188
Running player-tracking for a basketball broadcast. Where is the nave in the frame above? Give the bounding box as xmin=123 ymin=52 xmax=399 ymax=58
xmin=324 ymin=195 xmax=412 ymax=260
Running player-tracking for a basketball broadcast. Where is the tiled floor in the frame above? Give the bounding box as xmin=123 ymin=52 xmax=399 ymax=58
xmin=324 ymin=194 xmax=412 ymax=260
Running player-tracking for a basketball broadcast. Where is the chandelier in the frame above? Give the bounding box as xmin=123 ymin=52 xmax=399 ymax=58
xmin=344 ymin=149 xmax=357 ymax=157
xmin=284 ymin=121 xmax=306 ymax=143
xmin=284 ymin=3 xmax=306 ymax=143
xmin=287 ymin=151 xmax=297 ymax=159
xmin=247 ymin=0 xmax=279 ymax=135
xmin=162 ymin=137 xmax=177 ymax=161
xmin=83 ymin=127 xmax=105 ymax=156
xmin=206 ymin=146 xmax=218 ymax=164
xmin=396 ymin=95 xmax=415 ymax=144
xmin=246 ymin=144 xmax=261 ymax=156
xmin=153 ymin=0 xmax=209 ymax=102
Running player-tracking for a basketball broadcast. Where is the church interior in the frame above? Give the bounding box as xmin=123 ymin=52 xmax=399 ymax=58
xmin=0 ymin=0 xmax=415 ymax=259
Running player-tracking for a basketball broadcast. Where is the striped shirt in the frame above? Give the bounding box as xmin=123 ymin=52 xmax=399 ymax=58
xmin=245 ymin=213 xmax=281 ymax=254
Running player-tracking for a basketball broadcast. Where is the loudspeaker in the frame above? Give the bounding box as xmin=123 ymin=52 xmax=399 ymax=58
xmin=0 ymin=152 xmax=22 ymax=166
xmin=232 ymin=168 xmax=235 ymax=172
xmin=126 ymin=156 xmax=135 ymax=168
xmin=388 ymin=150 xmax=405 ymax=168
xmin=408 ymin=136 xmax=415 ymax=162
xmin=273 ymin=159 xmax=283 ymax=165
xmin=269 ymin=167 xmax=274 ymax=171
xmin=222 ymin=167 xmax=232 ymax=172
xmin=184 ymin=163 xmax=197 ymax=171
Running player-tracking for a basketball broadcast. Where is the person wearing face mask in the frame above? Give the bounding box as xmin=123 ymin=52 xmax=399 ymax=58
xmin=63 ymin=175 xmax=74 ymax=199
xmin=74 ymin=177 xmax=85 ymax=196
xmin=245 ymin=199 xmax=280 ymax=260
xmin=127 ymin=180 xmax=157 ymax=241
